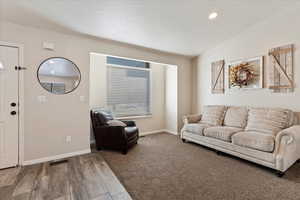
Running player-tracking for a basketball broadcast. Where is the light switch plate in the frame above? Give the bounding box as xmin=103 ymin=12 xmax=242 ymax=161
xmin=66 ymin=136 xmax=72 ymax=143
xmin=37 ymin=96 xmax=47 ymax=103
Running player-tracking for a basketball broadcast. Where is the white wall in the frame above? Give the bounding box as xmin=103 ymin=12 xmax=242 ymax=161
xmin=142 ymin=62 xmax=166 ymax=132
xmin=196 ymin=6 xmax=300 ymax=113
xmin=90 ymin=53 xmax=166 ymax=133
xmin=165 ymin=65 xmax=178 ymax=133
xmin=0 ymin=21 xmax=192 ymax=162
xmin=90 ymin=53 xmax=107 ymax=108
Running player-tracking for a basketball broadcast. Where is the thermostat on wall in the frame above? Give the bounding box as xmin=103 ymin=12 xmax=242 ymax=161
xmin=43 ymin=42 xmax=55 ymax=50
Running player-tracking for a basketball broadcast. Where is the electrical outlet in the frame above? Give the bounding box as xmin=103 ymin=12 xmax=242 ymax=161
xmin=66 ymin=136 xmax=72 ymax=143
xmin=80 ymin=96 xmax=85 ymax=102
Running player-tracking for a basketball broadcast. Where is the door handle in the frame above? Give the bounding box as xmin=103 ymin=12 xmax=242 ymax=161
xmin=15 ymin=66 xmax=27 ymax=71
xmin=11 ymin=111 xmax=17 ymax=115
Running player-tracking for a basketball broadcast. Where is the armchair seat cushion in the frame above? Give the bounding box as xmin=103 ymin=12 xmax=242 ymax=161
xmin=204 ymin=126 xmax=243 ymax=142
xmin=122 ymin=121 xmax=136 ymax=127
xmin=107 ymin=120 xmax=127 ymax=127
xmin=183 ymin=123 xmax=211 ymax=136
xmin=232 ymin=131 xmax=275 ymax=153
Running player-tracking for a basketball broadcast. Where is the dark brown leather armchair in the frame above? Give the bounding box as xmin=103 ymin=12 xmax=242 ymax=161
xmin=90 ymin=108 xmax=139 ymax=154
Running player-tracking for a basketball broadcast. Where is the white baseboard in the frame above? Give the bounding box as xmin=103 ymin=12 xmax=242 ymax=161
xmin=140 ymin=129 xmax=178 ymax=136
xmin=163 ymin=129 xmax=179 ymax=135
xmin=140 ymin=129 xmax=165 ymax=136
xmin=22 ymin=149 xmax=91 ymax=166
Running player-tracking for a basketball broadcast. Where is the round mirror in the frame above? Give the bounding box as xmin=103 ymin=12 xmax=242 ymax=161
xmin=37 ymin=57 xmax=81 ymax=94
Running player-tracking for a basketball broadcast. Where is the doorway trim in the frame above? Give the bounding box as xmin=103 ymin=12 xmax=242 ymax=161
xmin=0 ymin=41 xmax=24 ymax=166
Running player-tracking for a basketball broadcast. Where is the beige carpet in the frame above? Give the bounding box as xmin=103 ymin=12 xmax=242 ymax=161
xmin=100 ymin=133 xmax=300 ymax=200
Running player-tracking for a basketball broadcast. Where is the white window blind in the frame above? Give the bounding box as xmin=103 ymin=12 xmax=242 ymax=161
xmin=106 ymin=57 xmax=151 ymax=117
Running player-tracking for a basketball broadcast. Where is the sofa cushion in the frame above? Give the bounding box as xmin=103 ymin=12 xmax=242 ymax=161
xmin=200 ymin=105 xmax=227 ymax=126
xmin=232 ymin=131 xmax=275 ymax=153
xmin=182 ymin=123 xmax=211 ymax=136
xmin=224 ymin=106 xmax=248 ymax=128
xmin=204 ymin=126 xmax=243 ymax=142
xmin=246 ymin=107 xmax=293 ymax=135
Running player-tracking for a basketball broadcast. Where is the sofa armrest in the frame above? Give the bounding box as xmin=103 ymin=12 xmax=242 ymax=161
xmin=182 ymin=114 xmax=202 ymax=124
xmin=274 ymin=125 xmax=300 ymax=171
xmin=275 ymin=126 xmax=300 ymax=152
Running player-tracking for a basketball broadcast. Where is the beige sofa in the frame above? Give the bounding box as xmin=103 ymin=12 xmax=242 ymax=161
xmin=181 ymin=105 xmax=300 ymax=176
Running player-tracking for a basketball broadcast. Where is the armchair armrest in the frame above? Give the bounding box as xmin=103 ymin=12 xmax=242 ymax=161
xmin=182 ymin=114 xmax=202 ymax=124
xmin=274 ymin=125 xmax=300 ymax=171
xmin=121 ymin=120 xmax=136 ymax=127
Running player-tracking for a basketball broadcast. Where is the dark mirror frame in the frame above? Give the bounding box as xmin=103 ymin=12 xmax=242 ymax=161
xmin=37 ymin=57 xmax=81 ymax=95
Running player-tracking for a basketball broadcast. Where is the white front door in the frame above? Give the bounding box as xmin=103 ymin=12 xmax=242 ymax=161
xmin=0 ymin=45 xmax=19 ymax=169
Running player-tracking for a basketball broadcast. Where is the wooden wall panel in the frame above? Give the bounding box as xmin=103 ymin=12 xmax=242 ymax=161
xmin=268 ymin=44 xmax=294 ymax=93
xmin=211 ymin=60 xmax=225 ymax=94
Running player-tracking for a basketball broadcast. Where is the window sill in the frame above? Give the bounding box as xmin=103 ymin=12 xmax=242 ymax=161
xmin=116 ymin=115 xmax=152 ymax=120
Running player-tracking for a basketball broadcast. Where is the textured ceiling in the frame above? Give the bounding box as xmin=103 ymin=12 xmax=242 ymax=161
xmin=1 ymin=0 xmax=299 ymax=56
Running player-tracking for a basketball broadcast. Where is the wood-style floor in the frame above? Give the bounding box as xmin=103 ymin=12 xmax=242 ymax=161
xmin=0 ymin=152 xmax=132 ymax=200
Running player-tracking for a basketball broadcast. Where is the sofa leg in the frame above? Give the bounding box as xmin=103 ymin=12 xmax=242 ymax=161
xmin=297 ymin=159 xmax=300 ymax=163
xmin=182 ymin=138 xmax=186 ymax=143
xmin=97 ymin=146 xmax=102 ymax=151
xmin=276 ymin=170 xmax=285 ymax=178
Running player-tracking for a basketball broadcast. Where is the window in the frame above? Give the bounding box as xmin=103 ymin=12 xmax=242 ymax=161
xmin=41 ymin=82 xmax=66 ymax=94
xmin=106 ymin=56 xmax=151 ymax=117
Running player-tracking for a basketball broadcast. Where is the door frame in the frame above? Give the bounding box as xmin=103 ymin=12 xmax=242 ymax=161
xmin=0 ymin=41 xmax=24 ymax=166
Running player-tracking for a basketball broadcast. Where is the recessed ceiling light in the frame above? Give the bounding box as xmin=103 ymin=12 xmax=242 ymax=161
xmin=209 ymin=12 xmax=218 ymax=20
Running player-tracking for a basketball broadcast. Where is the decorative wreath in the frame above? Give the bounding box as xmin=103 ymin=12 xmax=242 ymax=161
xmin=230 ymin=63 xmax=255 ymax=88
